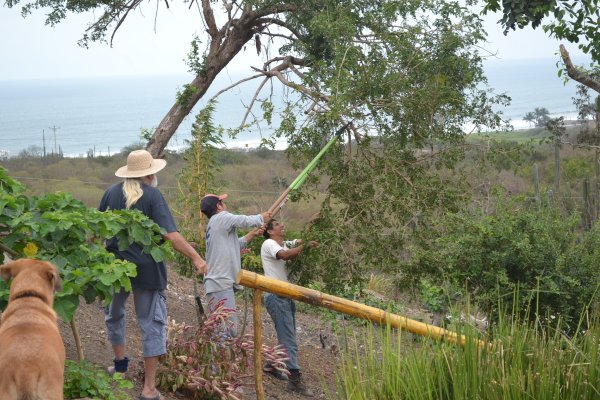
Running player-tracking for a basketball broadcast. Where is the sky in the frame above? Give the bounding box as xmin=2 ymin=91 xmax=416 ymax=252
xmin=0 ymin=3 xmax=589 ymax=81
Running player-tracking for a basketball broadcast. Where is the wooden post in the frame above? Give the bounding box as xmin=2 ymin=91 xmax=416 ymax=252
xmin=584 ymin=177 xmax=591 ymax=230
xmin=554 ymin=143 xmax=561 ymax=194
xmin=533 ymin=163 xmax=540 ymax=209
xmin=253 ymin=289 xmax=265 ymax=400
xmin=237 ymin=270 xmax=484 ymax=348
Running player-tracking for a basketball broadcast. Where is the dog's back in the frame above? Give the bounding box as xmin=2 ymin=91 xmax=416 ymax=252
xmin=0 ymin=260 xmax=65 ymax=400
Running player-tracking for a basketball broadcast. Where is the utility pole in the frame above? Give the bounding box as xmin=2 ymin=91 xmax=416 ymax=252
xmin=42 ymin=129 xmax=46 ymax=157
xmin=48 ymin=125 xmax=60 ymax=155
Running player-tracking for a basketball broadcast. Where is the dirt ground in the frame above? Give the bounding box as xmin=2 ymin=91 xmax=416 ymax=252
xmin=59 ymin=267 xmax=354 ymax=400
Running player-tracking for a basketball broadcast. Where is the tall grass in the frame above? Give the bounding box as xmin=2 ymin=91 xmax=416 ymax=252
xmin=331 ymin=307 xmax=599 ymax=399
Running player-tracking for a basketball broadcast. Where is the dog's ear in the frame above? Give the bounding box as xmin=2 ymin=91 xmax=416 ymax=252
xmin=47 ymin=269 xmax=62 ymax=292
xmin=0 ymin=262 xmax=13 ymax=282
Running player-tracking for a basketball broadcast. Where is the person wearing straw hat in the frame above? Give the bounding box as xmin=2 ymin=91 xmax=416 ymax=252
xmin=99 ymin=149 xmax=207 ymax=400
xmin=200 ymin=193 xmax=270 ymax=337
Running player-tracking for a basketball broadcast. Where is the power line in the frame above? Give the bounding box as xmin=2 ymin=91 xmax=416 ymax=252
xmin=10 ymin=175 xmax=282 ymax=194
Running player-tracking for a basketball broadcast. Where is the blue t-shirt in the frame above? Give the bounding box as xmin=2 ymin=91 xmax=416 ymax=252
xmin=98 ymin=181 xmax=177 ymax=290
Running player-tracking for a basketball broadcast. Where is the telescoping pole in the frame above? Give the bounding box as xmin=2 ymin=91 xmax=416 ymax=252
xmin=267 ymin=122 xmax=350 ymax=218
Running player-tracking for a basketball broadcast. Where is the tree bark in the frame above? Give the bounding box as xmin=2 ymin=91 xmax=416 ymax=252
xmin=146 ymin=2 xmax=298 ymax=157
xmin=146 ymin=28 xmax=254 ymax=157
xmin=560 ymin=44 xmax=600 ymax=94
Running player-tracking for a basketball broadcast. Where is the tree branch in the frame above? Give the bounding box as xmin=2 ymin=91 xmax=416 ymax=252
xmin=206 ymin=73 xmax=265 ymax=103
xmin=262 ymin=56 xmax=307 ymax=71
xmin=254 ymin=17 xmax=302 ymax=40
xmin=560 ymin=44 xmax=600 ymax=93
xmin=202 ymin=0 xmax=219 ymax=40
xmin=240 ymin=77 xmax=270 ymax=127
xmin=248 ymin=3 xmax=298 ymax=20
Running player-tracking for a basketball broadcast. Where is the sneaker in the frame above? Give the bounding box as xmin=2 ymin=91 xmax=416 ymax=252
xmin=262 ymin=363 xmax=288 ymax=381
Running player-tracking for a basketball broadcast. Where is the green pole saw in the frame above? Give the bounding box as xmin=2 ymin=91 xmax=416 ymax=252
xmin=267 ymin=122 xmax=350 ymax=218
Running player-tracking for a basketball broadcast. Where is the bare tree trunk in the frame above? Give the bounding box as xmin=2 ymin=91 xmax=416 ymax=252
xmin=146 ymin=31 xmax=254 ymax=157
xmin=145 ymin=2 xmax=298 ymax=157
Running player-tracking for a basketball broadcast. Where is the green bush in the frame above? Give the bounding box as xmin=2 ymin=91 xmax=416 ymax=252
xmin=402 ymin=192 xmax=599 ymax=329
xmin=563 ymin=157 xmax=594 ymax=180
xmin=64 ymin=360 xmax=132 ymax=400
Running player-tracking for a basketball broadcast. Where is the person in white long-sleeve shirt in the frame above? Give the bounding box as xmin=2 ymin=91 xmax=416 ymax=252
xmin=200 ymin=193 xmax=270 ymax=336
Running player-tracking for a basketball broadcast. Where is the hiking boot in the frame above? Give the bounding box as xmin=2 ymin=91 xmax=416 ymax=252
xmin=286 ymin=369 xmax=314 ymax=397
xmin=263 ymin=362 xmax=288 ymax=381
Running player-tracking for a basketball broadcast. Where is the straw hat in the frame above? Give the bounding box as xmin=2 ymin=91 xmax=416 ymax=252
xmin=115 ymin=150 xmax=167 ymax=178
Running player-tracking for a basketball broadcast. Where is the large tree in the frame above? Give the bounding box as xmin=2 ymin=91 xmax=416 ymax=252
xmin=482 ymin=0 xmax=600 ymax=92
xmin=6 ymin=0 xmax=507 ymax=292
xmin=6 ymin=0 xmax=504 ymax=156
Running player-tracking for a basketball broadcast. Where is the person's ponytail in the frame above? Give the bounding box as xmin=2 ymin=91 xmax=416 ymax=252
xmin=123 ymin=178 xmax=143 ymax=209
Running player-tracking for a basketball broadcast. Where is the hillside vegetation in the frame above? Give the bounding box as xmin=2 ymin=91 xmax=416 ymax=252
xmin=1 ymin=146 xmax=322 ymax=232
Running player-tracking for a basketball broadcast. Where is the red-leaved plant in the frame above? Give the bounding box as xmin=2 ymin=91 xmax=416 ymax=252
xmin=157 ymin=299 xmax=288 ymax=399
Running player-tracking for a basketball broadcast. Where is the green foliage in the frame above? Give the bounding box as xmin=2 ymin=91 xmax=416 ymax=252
xmin=176 ymin=84 xmax=199 ymax=107
xmin=482 ymin=0 xmax=600 ymax=62
xmin=0 ymin=167 xmax=173 ymax=321
xmin=64 ymin=360 xmax=133 ymax=400
xmin=185 ymin=36 xmax=207 ymax=76
xmin=402 ymin=192 xmax=599 ymax=329
xmin=563 ymin=157 xmax=594 ymax=180
xmin=291 ymin=139 xmax=472 ymax=296
xmin=332 ymin=306 xmax=600 ymax=400
xmin=419 ymin=279 xmax=447 ymax=313
xmin=173 ymin=101 xmax=224 ymax=275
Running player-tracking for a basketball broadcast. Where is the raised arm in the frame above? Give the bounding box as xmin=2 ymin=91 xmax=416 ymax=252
xmin=276 ymin=240 xmax=317 ymax=261
xmin=164 ymin=231 xmax=207 ymax=275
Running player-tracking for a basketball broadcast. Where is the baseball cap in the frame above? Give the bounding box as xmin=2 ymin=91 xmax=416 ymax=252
xmin=201 ymin=193 xmax=228 ymax=217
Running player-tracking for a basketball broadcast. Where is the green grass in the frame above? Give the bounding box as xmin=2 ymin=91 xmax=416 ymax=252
xmin=330 ymin=308 xmax=600 ymax=400
xmin=467 ymin=127 xmax=551 ymax=144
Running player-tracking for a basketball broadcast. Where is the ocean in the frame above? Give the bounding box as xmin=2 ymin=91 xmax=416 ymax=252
xmin=0 ymin=57 xmax=588 ymax=158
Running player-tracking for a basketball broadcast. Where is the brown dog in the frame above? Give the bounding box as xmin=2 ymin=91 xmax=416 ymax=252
xmin=0 ymin=259 xmax=65 ymax=400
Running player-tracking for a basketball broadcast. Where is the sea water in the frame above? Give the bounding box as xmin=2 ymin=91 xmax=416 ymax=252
xmin=0 ymin=57 xmax=589 ymax=158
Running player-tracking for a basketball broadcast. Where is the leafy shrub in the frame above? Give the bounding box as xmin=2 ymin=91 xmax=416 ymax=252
xmin=563 ymin=157 xmax=594 ymax=180
xmin=402 ymin=192 xmax=599 ymax=329
xmin=0 ymin=167 xmax=173 ymax=321
xmin=158 ymin=300 xmax=288 ymax=399
xmin=64 ymin=360 xmax=132 ymax=400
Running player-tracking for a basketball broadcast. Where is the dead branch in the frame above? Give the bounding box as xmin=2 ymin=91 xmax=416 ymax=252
xmin=206 ymin=73 xmax=265 ymax=103
xmin=240 ymin=77 xmax=270 ymax=127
